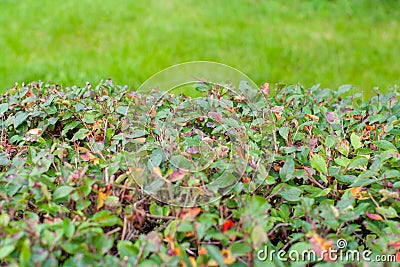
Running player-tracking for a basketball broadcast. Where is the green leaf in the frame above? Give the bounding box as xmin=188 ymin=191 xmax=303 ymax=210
xmin=376 ymin=206 xmax=398 ymax=218
xmin=348 ymin=157 xmax=368 ymax=170
xmin=325 ymin=136 xmax=335 ymax=148
xmin=149 ymin=203 xmax=163 ymax=216
xmin=0 ymin=153 xmax=10 ymax=166
xmin=118 ymin=240 xmax=138 ymax=257
xmin=310 ymin=154 xmax=327 ymax=175
xmin=279 ymin=126 xmax=289 ymax=140
xmin=337 ymin=139 xmax=350 ymax=156
xmin=149 ymin=148 xmax=163 ymax=168
xmin=116 ymin=106 xmax=129 ymax=115
xmin=75 ymin=103 xmax=85 ymax=112
xmin=14 ymin=111 xmax=28 ymax=128
xmin=279 ymin=157 xmax=295 ymax=182
xmin=53 ymin=185 xmax=74 ymax=200
xmin=92 ymin=210 xmax=121 ymax=226
xmin=251 ymin=224 xmax=267 ymax=248
xmin=71 ymin=128 xmax=89 ymax=141
xmin=280 ymin=185 xmax=302 ymax=201
xmin=338 ymin=84 xmax=352 ymax=95
xmin=62 ymin=121 xmax=81 ymax=136
xmin=0 ymin=244 xmax=15 ymax=259
xmin=206 ymin=245 xmax=224 ymax=266
xmin=230 ymin=243 xmax=251 ymax=257
xmin=82 ymin=114 xmax=96 ymax=124
xmin=63 ymin=218 xmax=75 ymax=238
xmin=374 ymin=140 xmax=396 ymax=151
xmin=19 ymin=238 xmax=31 ymax=264
xmin=350 ymin=132 xmax=362 ymax=150
xmin=0 ymin=103 xmax=9 ymax=114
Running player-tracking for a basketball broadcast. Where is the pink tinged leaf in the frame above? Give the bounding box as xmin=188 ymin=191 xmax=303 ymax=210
xmin=366 ymin=211 xmax=383 ymax=221
xmin=261 ymin=83 xmax=270 ymax=96
xmin=186 ymin=146 xmax=199 ymax=154
xmin=170 ymin=169 xmax=186 ymax=182
xmin=326 ymin=112 xmax=339 ymax=123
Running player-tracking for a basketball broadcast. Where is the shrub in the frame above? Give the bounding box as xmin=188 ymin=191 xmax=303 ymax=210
xmin=0 ymin=81 xmax=399 ymax=266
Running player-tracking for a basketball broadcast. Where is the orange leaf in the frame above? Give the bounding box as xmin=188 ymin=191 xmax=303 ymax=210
xmin=198 ymin=246 xmax=207 ymax=255
xmin=308 ymin=233 xmax=334 ymax=262
xmin=207 ymin=249 xmax=236 ymax=266
xmin=222 ymin=219 xmax=234 ymax=233
xmin=180 ymin=207 xmax=202 ymax=221
xmin=366 ymin=211 xmax=383 ymax=221
xmin=97 ymin=187 xmax=111 ymax=210
xmin=349 ymin=187 xmax=370 ymax=200
xmin=365 ymin=125 xmax=373 ymax=131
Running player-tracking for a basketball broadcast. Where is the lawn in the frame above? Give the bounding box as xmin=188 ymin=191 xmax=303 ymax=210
xmin=1 ymin=0 xmax=399 ymax=93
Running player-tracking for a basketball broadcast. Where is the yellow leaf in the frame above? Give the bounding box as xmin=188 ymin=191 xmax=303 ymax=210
xmin=97 ymin=187 xmax=111 ymax=210
xmin=221 ymin=249 xmax=236 ymax=265
xmin=306 ymin=114 xmax=320 ymax=122
xmin=350 ymin=187 xmax=370 ymax=200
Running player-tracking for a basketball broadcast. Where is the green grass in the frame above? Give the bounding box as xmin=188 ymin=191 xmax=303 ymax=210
xmin=1 ymin=0 xmax=399 ymax=93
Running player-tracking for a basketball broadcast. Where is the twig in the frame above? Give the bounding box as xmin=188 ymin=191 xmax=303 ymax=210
xmin=121 ymin=216 xmax=128 ymax=241
xmin=134 ymin=241 xmax=146 ymax=267
xmin=265 ymin=185 xmax=284 ymax=199
xmin=267 ymin=223 xmax=290 ymax=237
xmin=106 ymin=227 xmax=121 ymax=236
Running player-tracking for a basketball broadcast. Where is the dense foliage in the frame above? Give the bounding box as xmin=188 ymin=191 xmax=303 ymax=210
xmin=0 ymin=81 xmax=399 ymax=266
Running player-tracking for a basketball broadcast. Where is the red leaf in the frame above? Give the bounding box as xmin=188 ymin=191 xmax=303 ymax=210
xmin=390 ymin=241 xmax=400 ymax=250
xmin=222 ymin=219 xmax=234 ymax=233
xmin=366 ymin=211 xmax=383 ymax=221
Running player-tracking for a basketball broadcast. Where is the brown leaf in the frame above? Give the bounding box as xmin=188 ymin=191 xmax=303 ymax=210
xmin=180 ymin=207 xmax=202 ymax=221
xmin=26 ymin=128 xmax=43 ymax=137
xmin=25 ymin=128 xmax=43 ymax=141
xmin=170 ymin=169 xmax=186 ymax=182
xmin=78 ymin=147 xmax=99 ymax=164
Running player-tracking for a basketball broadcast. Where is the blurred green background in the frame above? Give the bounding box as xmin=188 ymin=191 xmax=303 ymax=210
xmin=0 ymin=0 xmax=399 ymax=93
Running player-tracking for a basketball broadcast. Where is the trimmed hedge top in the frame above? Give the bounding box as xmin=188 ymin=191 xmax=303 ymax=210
xmin=0 ymin=81 xmax=399 ymax=266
